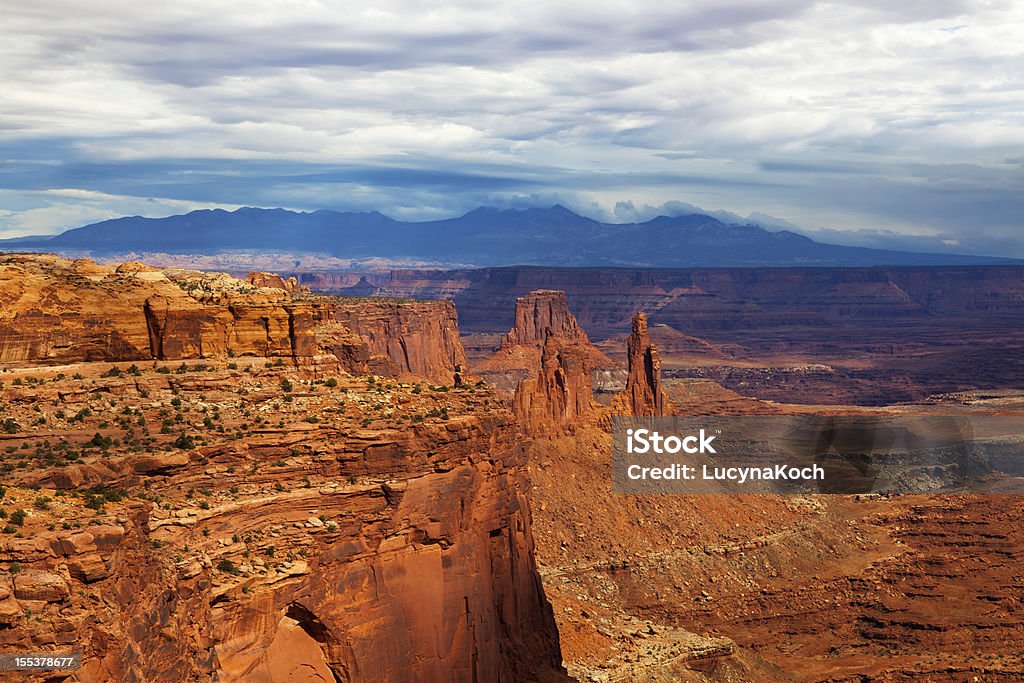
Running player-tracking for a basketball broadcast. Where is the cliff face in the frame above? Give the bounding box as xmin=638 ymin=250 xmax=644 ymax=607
xmin=205 ymin=416 xmax=558 ymax=682
xmin=501 ymin=290 xmax=588 ymax=349
xmin=142 ymin=296 xmax=321 ymax=361
xmin=477 ymin=290 xmax=619 ymax=392
xmin=330 ymin=299 xmax=469 ymax=384
xmin=0 ymin=255 xmax=319 ymax=364
xmin=0 ymin=353 xmax=564 ymax=681
xmin=611 ymin=312 xmax=674 ymax=417
xmin=246 ymin=271 xmax=310 ymax=295
xmin=0 ymin=256 xmax=469 ymax=387
xmin=366 ymin=265 xmax=1024 ymax=338
xmin=513 ymin=330 xmax=594 ymax=436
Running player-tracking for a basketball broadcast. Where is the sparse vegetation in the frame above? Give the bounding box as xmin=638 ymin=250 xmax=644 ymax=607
xmin=217 ymin=559 xmax=241 ymax=575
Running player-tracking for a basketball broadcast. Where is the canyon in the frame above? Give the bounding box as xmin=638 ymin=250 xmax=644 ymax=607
xmin=0 ymin=255 xmax=565 ymax=681
xmin=300 ymin=265 xmax=1024 ymax=405
xmin=1 ymin=255 xmax=1023 ymax=681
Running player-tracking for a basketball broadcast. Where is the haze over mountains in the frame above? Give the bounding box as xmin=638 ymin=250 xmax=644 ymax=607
xmin=3 ymin=205 xmax=1017 ymax=268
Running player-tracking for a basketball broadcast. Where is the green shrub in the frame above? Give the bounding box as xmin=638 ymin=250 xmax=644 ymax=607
xmin=217 ymin=559 xmax=241 ymax=575
xmin=9 ymin=509 xmax=27 ymax=527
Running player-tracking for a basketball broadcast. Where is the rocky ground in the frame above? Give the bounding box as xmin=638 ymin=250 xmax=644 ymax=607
xmin=0 ymin=255 xmax=567 ymax=682
xmin=0 ymin=357 xmax=566 ymax=681
xmin=524 ymin=391 xmax=1024 ymax=682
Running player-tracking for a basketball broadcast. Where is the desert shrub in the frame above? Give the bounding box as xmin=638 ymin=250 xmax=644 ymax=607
xmin=217 ymin=559 xmax=241 ymax=575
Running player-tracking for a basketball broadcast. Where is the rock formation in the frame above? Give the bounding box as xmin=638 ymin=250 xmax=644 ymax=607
xmin=501 ymin=290 xmax=588 ymax=349
xmin=246 ymin=271 xmax=310 ymax=295
xmin=611 ymin=312 xmax=675 ymax=416
xmin=477 ymin=290 xmax=619 ymax=392
xmin=0 ymin=265 xmax=566 ymax=680
xmin=0 ymin=255 xmax=320 ymax=364
xmin=0 ymin=255 xmax=469 ymax=385
xmin=330 ymin=299 xmax=469 ymax=384
xmin=513 ymin=329 xmax=594 ymax=436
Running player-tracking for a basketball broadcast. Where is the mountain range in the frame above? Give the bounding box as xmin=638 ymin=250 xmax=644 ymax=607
xmin=2 ymin=205 xmax=1016 ymax=268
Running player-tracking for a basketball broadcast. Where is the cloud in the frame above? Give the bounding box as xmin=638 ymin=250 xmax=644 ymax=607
xmin=0 ymin=0 xmax=1022 ymax=255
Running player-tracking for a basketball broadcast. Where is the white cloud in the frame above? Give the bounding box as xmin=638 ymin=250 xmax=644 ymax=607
xmin=0 ymin=1 xmax=1021 ymax=252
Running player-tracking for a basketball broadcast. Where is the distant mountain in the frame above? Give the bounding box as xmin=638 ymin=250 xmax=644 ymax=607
xmin=3 ymin=205 xmax=1018 ymax=267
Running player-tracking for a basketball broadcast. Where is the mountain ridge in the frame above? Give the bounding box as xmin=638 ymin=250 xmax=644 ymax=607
xmin=3 ymin=205 xmax=1018 ymax=268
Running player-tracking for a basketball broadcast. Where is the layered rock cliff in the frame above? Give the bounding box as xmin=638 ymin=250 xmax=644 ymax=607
xmin=0 ymin=256 xmax=470 ymax=386
xmin=246 ymin=271 xmax=311 ymax=295
xmin=0 ymin=345 xmax=565 ymax=682
xmin=477 ymin=290 xmax=618 ymax=392
xmin=513 ymin=330 xmax=595 ymax=436
xmin=330 ymin=299 xmax=469 ymax=384
xmin=365 ymin=265 xmax=1024 ymax=338
xmin=0 ymin=255 xmax=320 ymax=364
xmin=500 ymin=290 xmax=589 ymax=349
xmin=611 ymin=312 xmax=675 ymax=416
xmin=301 ymin=265 xmax=1024 ymax=404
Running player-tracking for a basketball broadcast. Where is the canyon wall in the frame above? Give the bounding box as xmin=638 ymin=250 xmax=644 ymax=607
xmin=477 ymin=289 xmax=618 ymax=393
xmin=0 ymin=255 xmax=321 ymax=364
xmin=324 ymin=265 xmax=1024 ymax=340
xmin=302 ymin=265 xmax=1024 ymax=402
xmin=329 ymin=299 xmax=469 ymax=384
xmin=0 ymin=372 xmax=565 ymax=681
xmin=0 ymin=258 xmax=566 ymax=681
xmin=513 ymin=331 xmax=594 ymax=436
xmin=0 ymin=256 xmax=468 ymax=386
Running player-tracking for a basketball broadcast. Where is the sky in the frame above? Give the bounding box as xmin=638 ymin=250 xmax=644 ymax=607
xmin=1 ymin=0 xmax=1022 ymax=256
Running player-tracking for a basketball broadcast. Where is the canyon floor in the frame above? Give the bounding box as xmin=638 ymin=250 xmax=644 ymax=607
xmin=527 ymin=399 xmax=1024 ymax=682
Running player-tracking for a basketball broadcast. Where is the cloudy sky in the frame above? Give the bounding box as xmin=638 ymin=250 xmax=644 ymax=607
xmin=2 ymin=0 xmax=1022 ymax=255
